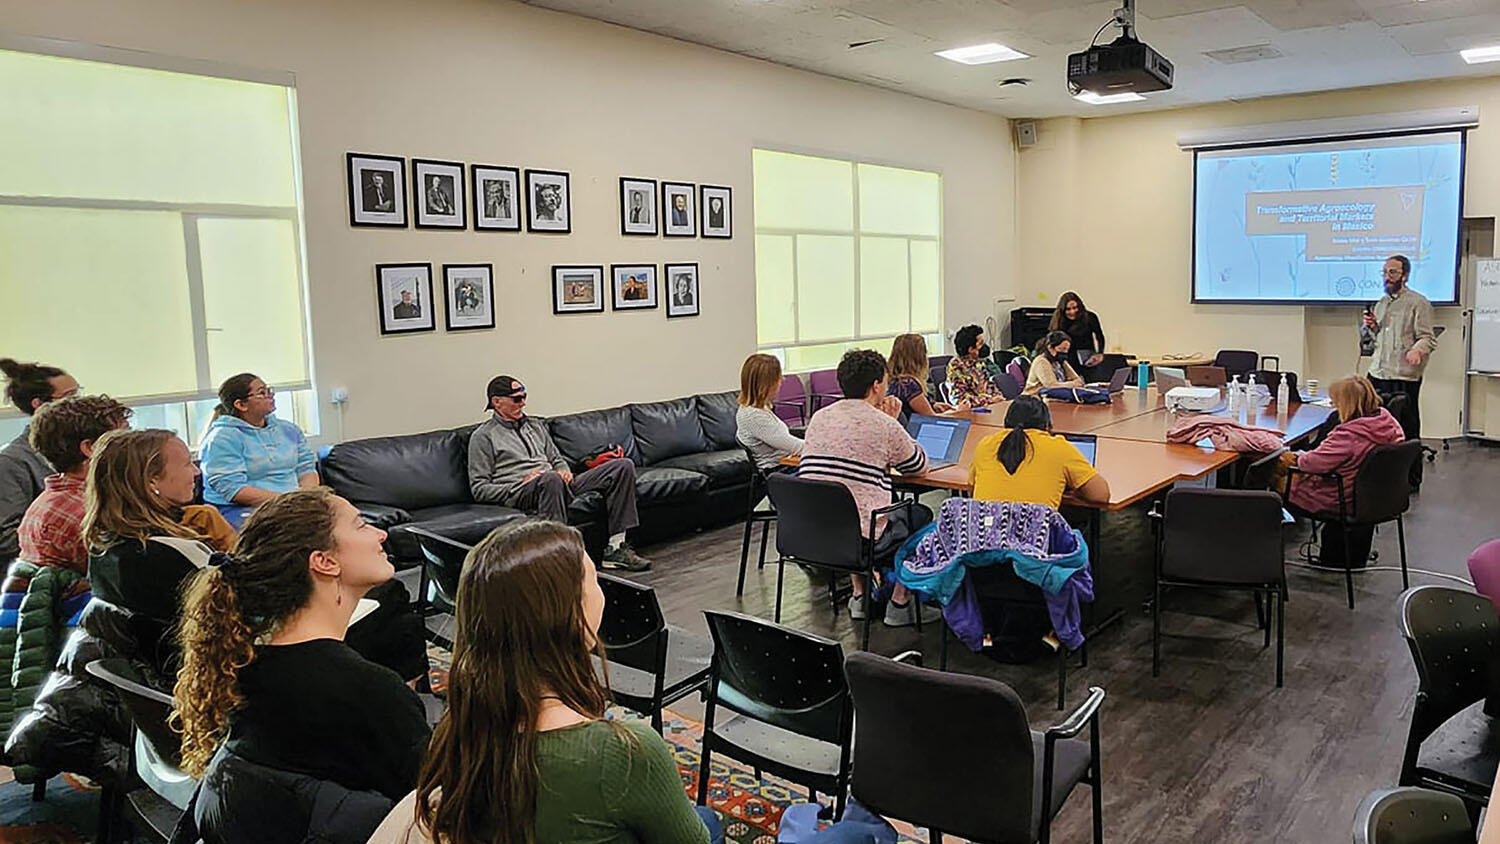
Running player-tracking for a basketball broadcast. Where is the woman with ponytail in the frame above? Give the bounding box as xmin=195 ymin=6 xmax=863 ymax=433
xmin=198 ymin=372 xmax=318 ymax=527
xmin=1021 ymin=331 xmax=1086 ymax=396
xmin=369 ymin=520 xmax=718 ymax=844
xmin=970 ymin=396 xmax=1110 ymax=508
xmin=174 ymin=488 xmax=430 ymax=822
xmin=1 ymin=358 xmax=78 ymax=560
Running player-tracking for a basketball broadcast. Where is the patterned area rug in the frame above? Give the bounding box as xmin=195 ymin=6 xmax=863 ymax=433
xmin=0 ymin=775 xmax=94 ymax=844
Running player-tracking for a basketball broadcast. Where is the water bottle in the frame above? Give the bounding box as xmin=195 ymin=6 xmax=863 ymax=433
xmin=1276 ymin=373 xmax=1289 ymax=408
xmin=1227 ymin=375 xmax=1241 ymax=412
xmin=1136 ymin=360 xmax=1149 ymax=393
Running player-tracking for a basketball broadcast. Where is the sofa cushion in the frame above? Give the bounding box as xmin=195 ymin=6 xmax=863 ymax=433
xmin=631 ymin=398 xmax=710 ymax=465
xmin=322 ymin=427 xmax=475 ymax=511
xmin=655 ymin=449 xmax=753 ymax=490
xmin=387 ymin=503 xmax=530 ymax=559
xmin=696 ymin=391 xmax=740 ymax=451
xmin=635 ymin=466 xmax=710 ymax=504
xmin=548 ymin=407 xmax=639 ymax=468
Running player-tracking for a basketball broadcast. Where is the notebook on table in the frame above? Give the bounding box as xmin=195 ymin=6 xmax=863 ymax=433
xmin=905 ymin=414 xmax=972 ymax=471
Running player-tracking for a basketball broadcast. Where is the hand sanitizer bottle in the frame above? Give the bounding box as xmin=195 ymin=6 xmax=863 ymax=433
xmin=1276 ymin=373 xmax=1290 ymax=408
xmin=1228 ymin=375 xmax=1241 ymax=413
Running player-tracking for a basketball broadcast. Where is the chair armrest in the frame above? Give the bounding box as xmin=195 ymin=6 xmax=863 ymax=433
xmin=1248 ymin=446 xmax=1289 ymax=469
xmin=771 ymin=400 xmax=807 ymax=425
xmin=1045 ymin=686 xmax=1106 ymax=740
xmin=1285 ymin=465 xmax=1338 ymax=480
xmin=892 ymin=650 xmax=923 ymax=666
xmin=869 ymin=498 xmax=916 ymax=542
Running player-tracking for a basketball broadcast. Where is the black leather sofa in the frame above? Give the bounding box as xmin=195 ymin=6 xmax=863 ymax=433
xmin=320 ymin=390 xmax=752 ymax=563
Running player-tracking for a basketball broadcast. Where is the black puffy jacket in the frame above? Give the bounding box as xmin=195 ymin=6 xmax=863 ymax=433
xmin=4 ymin=596 xmax=167 ymax=785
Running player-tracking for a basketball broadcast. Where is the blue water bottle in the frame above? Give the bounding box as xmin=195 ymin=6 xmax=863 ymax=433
xmin=1136 ymin=360 xmax=1149 ymax=392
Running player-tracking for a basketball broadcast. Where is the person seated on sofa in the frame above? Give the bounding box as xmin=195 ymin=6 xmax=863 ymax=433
xmin=1277 ymin=376 xmax=1405 ymax=515
xmin=944 ymin=324 xmax=1005 ymax=407
xmin=1 ymin=358 xmax=79 ymax=561
xmin=18 ymin=395 xmax=133 ymax=573
xmin=971 ymin=396 xmax=1111 ymax=509
xmin=368 ymin=520 xmax=718 ymax=844
xmin=799 ymin=349 xmax=937 ymax=627
xmin=468 ymin=375 xmax=650 ymax=572
xmin=1023 ymin=331 xmax=1086 ymax=396
xmin=735 ymin=353 xmax=803 ymax=471
xmin=173 ymin=488 xmax=431 ymax=840
xmin=199 ymin=372 xmax=319 ymax=528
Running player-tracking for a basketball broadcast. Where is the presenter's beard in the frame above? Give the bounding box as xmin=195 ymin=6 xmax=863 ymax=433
xmin=1384 ymin=280 xmax=1401 ymax=295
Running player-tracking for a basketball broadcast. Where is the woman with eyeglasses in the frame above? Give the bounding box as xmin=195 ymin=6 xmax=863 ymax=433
xmin=199 ymin=373 xmax=319 ymax=527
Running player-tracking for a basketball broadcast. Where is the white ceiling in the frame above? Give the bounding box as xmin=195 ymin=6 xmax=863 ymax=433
xmin=520 ymin=0 xmax=1500 ymax=117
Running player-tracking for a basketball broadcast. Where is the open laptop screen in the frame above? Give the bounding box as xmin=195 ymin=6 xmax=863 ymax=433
xmin=1061 ymin=432 xmax=1098 ymax=466
xmin=905 ymin=415 xmax=971 ymax=464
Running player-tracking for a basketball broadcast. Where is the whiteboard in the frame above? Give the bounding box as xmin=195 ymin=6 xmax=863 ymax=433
xmin=1474 ymin=259 xmax=1500 ymax=373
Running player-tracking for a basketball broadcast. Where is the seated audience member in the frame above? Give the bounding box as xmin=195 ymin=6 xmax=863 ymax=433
xmin=468 ymin=375 xmax=649 ymax=572
xmin=18 ymin=395 xmax=132 ymax=572
xmin=1280 ymin=376 xmax=1405 ymax=514
xmin=945 ymin=325 xmax=1005 ymax=407
xmin=1050 ymin=291 xmax=1107 ymax=372
xmin=199 ymin=372 xmax=319 ymax=527
xmin=799 ymin=349 xmax=936 ymax=627
xmin=0 ymin=359 xmax=78 ymax=560
xmin=735 ymin=353 xmax=803 ymax=471
xmin=887 ymin=333 xmax=961 ymax=421
xmin=1023 ymin=331 xmax=1086 ymax=396
xmin=972 ymin=396 xmax=1110 ymax=509
xmin=173 ymin=489 xmax=431 ymax=840
xmin=368 ymin=521 xmax=719 ymax=844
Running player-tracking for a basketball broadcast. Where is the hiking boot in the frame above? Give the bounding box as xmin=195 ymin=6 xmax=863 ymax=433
xmin=883 ymin=599 xmax=941 ymax=627
xmin=602 ymin=544 xmax=651 ymax=572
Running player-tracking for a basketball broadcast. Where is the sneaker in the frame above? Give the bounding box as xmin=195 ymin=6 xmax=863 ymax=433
xmin=883 ymin=600 xmax=941 ymax=628
xmin=601 ymin=544 xmax=651 ymax=572
xmin=848 ymin=595 xmax=868 ymax=620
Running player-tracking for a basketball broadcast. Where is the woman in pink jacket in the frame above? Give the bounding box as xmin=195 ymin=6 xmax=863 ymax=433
xmin=1284 ymin=376 xmax=1406 ymax=514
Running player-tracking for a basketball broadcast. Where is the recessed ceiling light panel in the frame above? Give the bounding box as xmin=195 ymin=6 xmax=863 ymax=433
xmin=935 ymin=43 xmax=1030 ymax=65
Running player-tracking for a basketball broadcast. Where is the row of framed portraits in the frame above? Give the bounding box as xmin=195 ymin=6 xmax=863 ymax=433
xmin=373 ymin=261 xmax=702 ymax=336
xmin=347 ymin=153 xmax=734 ymax=239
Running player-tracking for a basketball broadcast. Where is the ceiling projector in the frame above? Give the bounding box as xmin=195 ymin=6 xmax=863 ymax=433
xmin=1067 ymin=0 xmax=1173 ymax=96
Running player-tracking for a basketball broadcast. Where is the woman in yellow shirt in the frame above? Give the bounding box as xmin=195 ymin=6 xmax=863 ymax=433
xmin=971 ymin=396 xmax=1111 ymax=509
xmin=1022 ymin=331 xmax=1086 ymax=396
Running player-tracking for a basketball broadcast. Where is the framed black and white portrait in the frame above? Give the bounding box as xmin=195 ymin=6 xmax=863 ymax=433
xmin=664 ymin=263 xmax=700 ymax=318
xmin=662 ymin=181 xmax=697 ymax=237
xmin=443 ymin=264 xmax=495 ymax=331
xmin=619 ymin=177 xmax=658 ymax=236
xmin=412 ymin=159 xmax=466 ymax=229
xmin=375 ymin=263 xmax=435 ymax=335
xmin=472 ymin=165 xmax=521 ymax=231
xmin=610 ymin=264 xmax=658 ymax=311
xmin=552 ymin=265 xmax=604 ymax=314
xmin=526 ymin=169 xmax=572 ymax=233
xmin=347 ymin=153 xmax=407 ymax=228
xmin=700 ymin=185 xmax=732 ymax=239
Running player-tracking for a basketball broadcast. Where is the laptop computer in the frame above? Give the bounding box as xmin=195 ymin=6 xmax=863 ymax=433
xmin=1087 ymin=366 xmax=1131 ymax=394
xmin=1061 ymin=432 xmax=1098 ymax=466
xmin=1155 ymin=366 xmax=1188 ymax=394
xmin=905 ymin=414 xmax=972 ymax=471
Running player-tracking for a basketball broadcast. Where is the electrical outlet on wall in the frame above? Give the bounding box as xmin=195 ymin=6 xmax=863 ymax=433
xmin=330 ymin=387 xmax=349 ymax=404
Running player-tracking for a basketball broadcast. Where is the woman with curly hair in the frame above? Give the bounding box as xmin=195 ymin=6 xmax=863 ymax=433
xmin=172 ymin=488 xmax=430 ymax=813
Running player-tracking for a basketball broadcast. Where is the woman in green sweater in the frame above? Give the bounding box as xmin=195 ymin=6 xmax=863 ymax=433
xmin=370 ymin=520 xmax=719 ymax=844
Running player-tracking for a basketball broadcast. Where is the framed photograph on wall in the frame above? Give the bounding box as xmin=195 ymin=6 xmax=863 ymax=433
xmin=552 ymin=265 xmax=605 ymax=314
xmin=443 ymin=263 xmax=495 ymax=331
xmin=472 ymin=165 xmax=521 ymax=231
xmin=610 ymin=264 xmax=658 ymax=310
xmin=412 ymin=158 xmax=467 ymax=229
xmin=375 ymin=263 xmax=435 ymax=335
xmin=347 ymin=153 xmax=407 ymax=228
xmin=662 ymin=181 xmax=696 ymax=237
xmin=619 ymin=177 xmax=658 ymax=236
xmin=526 ymin=169 xmax=572 ymax=233
xmin=664 ymin=263 xmax=700 ymax=318
xmin=700 ymin=185 xmax=732 ymax=238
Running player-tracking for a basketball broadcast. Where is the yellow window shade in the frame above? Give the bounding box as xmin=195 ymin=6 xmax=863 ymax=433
xmin=197 ymin=217 xmax=308 ymax=387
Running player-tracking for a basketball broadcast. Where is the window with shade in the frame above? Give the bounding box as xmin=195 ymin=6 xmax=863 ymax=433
xmin=0 ymin=46 xmax=316 ymax=447
xmin=752 ymin=149 xmax=943 ymax=372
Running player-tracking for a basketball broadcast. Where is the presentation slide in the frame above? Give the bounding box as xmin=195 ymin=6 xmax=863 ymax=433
xmin=1193 ymin=131 xmax=1463 ymax=304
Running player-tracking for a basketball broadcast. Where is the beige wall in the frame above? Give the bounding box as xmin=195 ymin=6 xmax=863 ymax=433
xmin=1017 ymin=77 xmax=1500 ymax=438
xmin=0 ymin=0 xmax=1015 ymax=440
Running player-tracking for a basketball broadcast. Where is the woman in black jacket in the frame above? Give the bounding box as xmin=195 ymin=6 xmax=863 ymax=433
xmin=1049 ymin=291 xmax=1107 ymax=376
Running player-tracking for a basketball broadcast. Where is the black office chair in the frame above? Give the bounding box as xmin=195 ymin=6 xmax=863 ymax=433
xmin=1250 ymin=369 xmax=1301 ymax=403
xmin=1397 ymin=586 xmax=1500 ymax=812
xmin=595 ymin=572 xmax=712 ymax=733
xmin=1353 ymin=787 xmax=1474 ymax=844
xmin=1213 ymin=349 xmax=1259 ymax=380
xmin=1150 ymin=488 xmax=1287 ymax=687
xmin=85 ymin=659 xmax=186 ymax=844
xmin=845 ymin=651 xmax=1104 ymax=844
xmin=697 ymin=610 xmax=853 ymax=817
xmin=1083 ymin=353 xmax=1128 ymax=385
xmin=765 ymin=473 xmax=918 ymax=650
xmin=1287 ymin=440 xmax=1421 ymax=608
xmin=737 ymin=447 xmax=777 ymax=597
xmin=405 ymin=526 xmax=470 ymax=647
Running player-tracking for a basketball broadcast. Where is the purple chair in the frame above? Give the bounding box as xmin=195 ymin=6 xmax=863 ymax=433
xmin=1006 ymin=360 xmax=1027 ymax=391
xmin=1467 ymin=539 xmax=1500 ymax=610
xmin=808 ymin=369 xmax=842 ymax=413
xmin=772 ymin=374 xmax=807 ymax=426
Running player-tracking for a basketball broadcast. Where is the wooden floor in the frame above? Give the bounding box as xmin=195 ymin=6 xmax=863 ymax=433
xmin=626 ymin=438 xmax=1500 ymax=844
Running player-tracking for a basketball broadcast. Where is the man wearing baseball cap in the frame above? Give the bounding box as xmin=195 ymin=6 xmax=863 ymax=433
xmin=467 ymin=375 xmax=649 ymax=571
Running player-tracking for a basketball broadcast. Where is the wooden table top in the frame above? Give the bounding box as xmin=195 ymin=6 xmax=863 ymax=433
xmin=1087 ymin=401 xmax=1335 ymax=446
xmin=945 ymin=387 xmax=1166 ymax=432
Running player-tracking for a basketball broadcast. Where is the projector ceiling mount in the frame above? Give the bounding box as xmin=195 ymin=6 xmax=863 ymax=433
xmin=1067 ymin=0 xmax=1174 ymax=99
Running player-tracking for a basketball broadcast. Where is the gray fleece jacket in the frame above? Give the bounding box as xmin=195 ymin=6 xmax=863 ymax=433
xmin=467 ymin=414 xmax=569 ymax=504
xmin=0 ymin=427 xmax=51 ymax=560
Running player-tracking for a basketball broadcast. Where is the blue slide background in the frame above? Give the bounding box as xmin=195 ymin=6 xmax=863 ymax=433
xmin=1193 ymin=137 xmax=1462 ymax=303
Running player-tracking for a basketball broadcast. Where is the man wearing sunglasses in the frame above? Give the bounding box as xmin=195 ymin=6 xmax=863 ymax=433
xmin=468 ymin=375 xmax=649 ymax=571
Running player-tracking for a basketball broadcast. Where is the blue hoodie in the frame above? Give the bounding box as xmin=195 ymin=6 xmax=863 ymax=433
xmin=198 ymin=414 xmax=316 ymax=506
